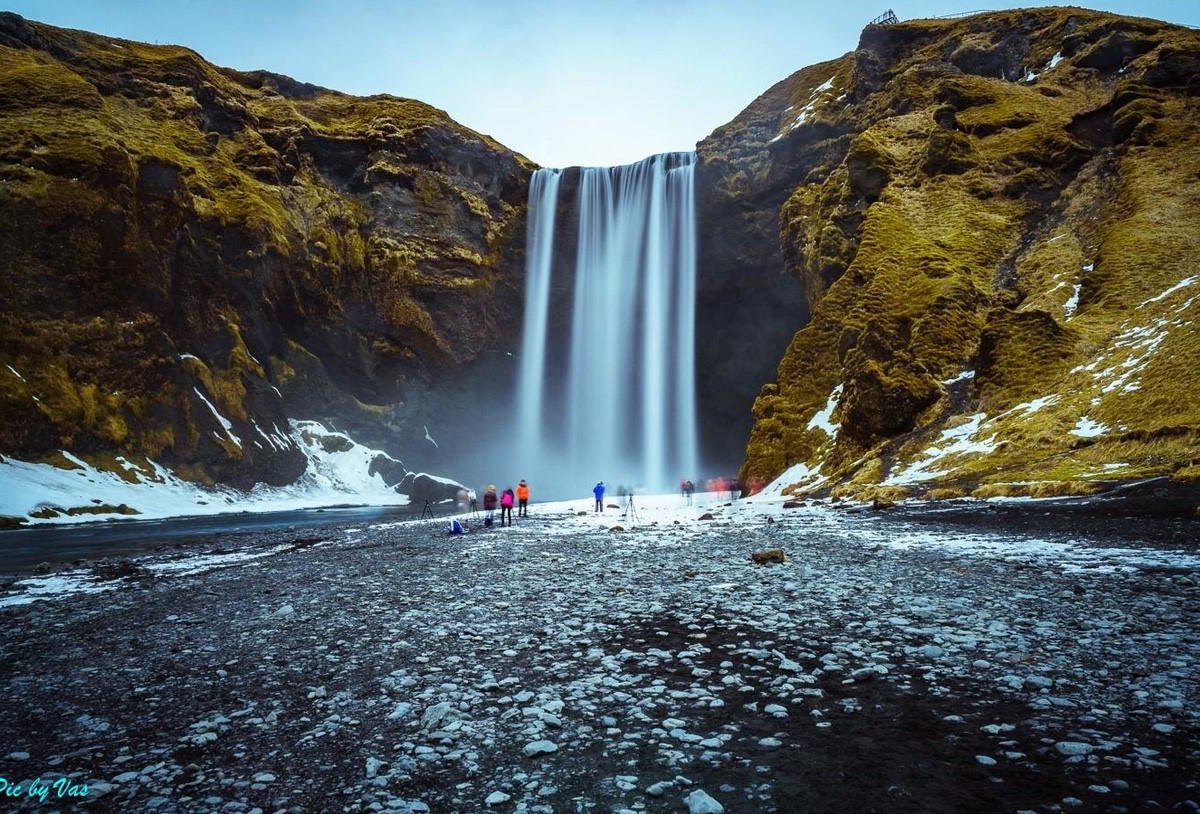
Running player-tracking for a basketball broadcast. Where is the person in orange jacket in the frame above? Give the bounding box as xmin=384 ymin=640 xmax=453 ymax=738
xmin=516 ymin=479 xmax=530 ymax=517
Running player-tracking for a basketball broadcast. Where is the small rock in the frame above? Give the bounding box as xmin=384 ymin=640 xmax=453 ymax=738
xmin=252 ymin=772 xmax=276 ymax=783
xmin=1055 ymin=742 xmax=1095 ymax=757
xmin=420 ymin=702 xmax=461 ymax=732
xmin=646 ymin=780 xmax=674 ymax=796
xmin=485 ymin=791 xmax=511 ymax=806
xmin=685 ymin=788 xmax=724 ymax=814
xmin=388 ymin=702 xmax=414 ymax=720
xmin=522 ymin=740 xmax=558 ymax=757
xmin=86 ymin=781 xmax=114 ymax=798
xmin=975 ymin=755 xmax=997 ymax=766
xmin=751 ymin=548 xmax=785 ymax=565
xmin=366 ymin=757 xmax=387 ymax=779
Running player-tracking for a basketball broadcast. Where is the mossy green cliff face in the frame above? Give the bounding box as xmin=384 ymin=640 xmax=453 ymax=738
xmin=0 ymin=13 xmax=533 ymax=489
xmin=721 ymin=8 xmax=1200 ymax=500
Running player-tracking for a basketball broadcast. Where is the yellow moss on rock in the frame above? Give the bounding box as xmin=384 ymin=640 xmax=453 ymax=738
xmin=741 ymin=8 xmax=1200 ymax=499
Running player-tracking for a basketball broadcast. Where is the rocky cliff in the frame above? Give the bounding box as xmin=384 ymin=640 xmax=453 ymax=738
xmin=0 ymin=12 xmax=532 ymax=509
xmin=715 ymin=8 xmax=1200 ymax=500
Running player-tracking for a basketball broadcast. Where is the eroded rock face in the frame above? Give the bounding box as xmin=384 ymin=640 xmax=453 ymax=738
xmin=694 ymin=57 xmax=852 ymax=471
xmin=707 ymin=9 xmax=1200 ymax=499
xmin=0 ymin=13 xmax=533 ymax=489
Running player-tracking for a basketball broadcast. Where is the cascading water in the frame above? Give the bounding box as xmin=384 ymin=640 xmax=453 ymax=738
xmin=513 ymin=152 xmax=698 ymax=494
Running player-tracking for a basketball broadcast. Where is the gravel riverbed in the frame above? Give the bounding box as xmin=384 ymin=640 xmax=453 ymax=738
xmin=1 ymin=495 xmax=1198 ymax=813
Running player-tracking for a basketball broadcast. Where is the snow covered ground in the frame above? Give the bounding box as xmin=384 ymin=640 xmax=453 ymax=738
xmin=1 ymin=493 xmax=1197 ymax=811
xmin=0 ymin=419 xmax=415 ymax=526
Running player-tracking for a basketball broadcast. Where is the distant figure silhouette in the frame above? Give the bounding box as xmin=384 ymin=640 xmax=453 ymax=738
xmin=593 ymin=481 xmax=605 ymax=513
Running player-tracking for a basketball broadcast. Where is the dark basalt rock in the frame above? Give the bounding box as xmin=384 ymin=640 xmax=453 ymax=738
xmin=398 ymin=472 xmax=467 ymax=506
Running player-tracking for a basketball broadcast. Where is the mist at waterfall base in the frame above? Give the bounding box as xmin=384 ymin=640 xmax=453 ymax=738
xmin=483 ymin=152 xmax=704 ymax=502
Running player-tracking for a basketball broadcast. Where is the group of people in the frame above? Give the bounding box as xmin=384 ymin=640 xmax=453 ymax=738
xmin=682 ymin=475 xmax=767 ymax=501
xmin=448 ymin=473 xmax=771 ymax=535
xmin=448 ymin=480 xmax=531 ymax=535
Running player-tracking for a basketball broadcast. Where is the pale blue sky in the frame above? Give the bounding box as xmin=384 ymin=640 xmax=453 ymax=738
xmin=7 ymin=2 xmax=1198 ymax=167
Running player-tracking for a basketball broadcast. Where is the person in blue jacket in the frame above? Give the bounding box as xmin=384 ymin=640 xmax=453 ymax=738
xmin=593 ymin=481 xmax=605 ymax=513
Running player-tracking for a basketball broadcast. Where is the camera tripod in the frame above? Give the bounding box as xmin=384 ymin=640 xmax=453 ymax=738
xmin=622 ymin=492 xmax=640 ymax=524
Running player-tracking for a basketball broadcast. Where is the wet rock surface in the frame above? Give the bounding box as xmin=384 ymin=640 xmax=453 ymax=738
xmin=1 ymin=499 xmax=1198 ymax=812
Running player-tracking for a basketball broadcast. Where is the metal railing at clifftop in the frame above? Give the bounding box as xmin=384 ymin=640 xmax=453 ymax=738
xmin=868 ymin=9 xmax=899 ymax=26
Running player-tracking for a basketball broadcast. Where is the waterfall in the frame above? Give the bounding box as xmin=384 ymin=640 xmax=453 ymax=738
xmin=514 ymin=152 xmax=698 ymax=494
xmin=513 ymin=168 xmax=562 ymax=458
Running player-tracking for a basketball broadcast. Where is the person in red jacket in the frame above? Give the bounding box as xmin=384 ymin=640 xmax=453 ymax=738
xmin=516 ymin=479 xmax=530 ymax=517
xmin=482 ymin=484 xmax=498 ymax=527
xmin=500 ymin=487 xmax=515 ymax=527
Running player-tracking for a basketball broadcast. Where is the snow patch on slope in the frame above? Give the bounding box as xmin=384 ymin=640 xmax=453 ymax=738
xmin=770 ymin=76 xmax=838 ymax=143
xmin=193 ymin=387 xmax=241 ymax=448
xmin=885 ymin=413 xmax=997 ymax=485
xmin=806 ymin=384 xmax=843 ymax=436
xmin=1070 ymin=417 xmax=1108 ymax=438
xmin=0 ymin=420 xmax=420 ymax=526
xmin=1139 ymin=276 xmax=1197 ymax=308
xmin=763 ymin=462 xmax=827 ymax=496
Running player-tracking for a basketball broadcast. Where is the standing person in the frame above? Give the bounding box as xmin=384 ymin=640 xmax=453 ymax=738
xmin=483 ymin=484 xmax=498 ymax=527
xmin=593 ymin=481 xmax=605 ymax=513
xmin=500 ymin=487 xmax=515 ymax=527
xmin=680 ymin=479 xmax=687 ymax=499
xmin=685 ymin=480 xmax=694 ymax=506
xmin=517 ymin=479 xmax=530 ymax=517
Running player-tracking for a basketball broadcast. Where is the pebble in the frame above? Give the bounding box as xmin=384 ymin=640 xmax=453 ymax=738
xmin=646 ymin=780 xmax=674 ymax=796
xmin=522 ymin=740 xmax=558 ymax=757
xmin=685 ymin=788 xmax=725 ymax=814
xmin=1055 ymin=742 xmax=1095 ymax=757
